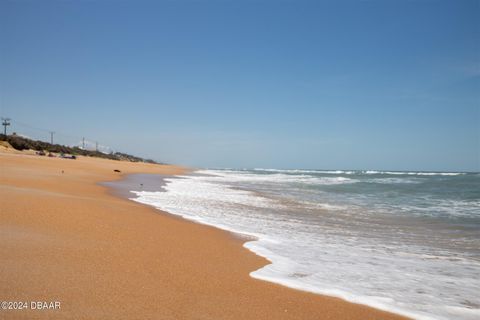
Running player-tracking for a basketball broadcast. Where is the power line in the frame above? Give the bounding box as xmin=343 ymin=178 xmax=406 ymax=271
xmin=10 ymin=119 xmax=91 ymax=143
xmin=3 ymin=117 xmax=117 ymax=154
xmin=9 ymin=119 xmax=50 ymax=133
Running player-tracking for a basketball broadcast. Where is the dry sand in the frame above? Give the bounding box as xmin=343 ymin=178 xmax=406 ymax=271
xmin=0 ymin=151 xmax=409 ymax=319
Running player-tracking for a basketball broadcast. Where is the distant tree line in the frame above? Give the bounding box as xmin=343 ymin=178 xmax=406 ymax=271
xmin=0 ymin=133 xmax=158 ymax=164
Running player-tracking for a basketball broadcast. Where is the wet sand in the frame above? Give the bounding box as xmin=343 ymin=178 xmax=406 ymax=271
xmin=0 ymin=151 xmax=409 ymax=319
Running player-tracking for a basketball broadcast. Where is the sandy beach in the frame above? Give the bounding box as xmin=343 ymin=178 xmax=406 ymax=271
xmin=0 ymin=151 xmax=409 ymax=320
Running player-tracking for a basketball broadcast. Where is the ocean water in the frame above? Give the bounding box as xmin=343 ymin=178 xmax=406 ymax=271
xmin=130 ymin=169 xmax=480 ymax=320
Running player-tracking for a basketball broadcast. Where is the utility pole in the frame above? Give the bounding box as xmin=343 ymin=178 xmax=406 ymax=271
xmin=82 ymin=137 xmax=85 ymax=150
xmin=95 ymin=141 xmax=98 ymax=152
xmin=50 ymin=131 xmax=55 ymax=144
xmin=1 ymin=117 xmax=11 ymax=136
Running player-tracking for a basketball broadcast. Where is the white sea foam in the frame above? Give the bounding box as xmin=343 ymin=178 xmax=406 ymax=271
xmin=401 ymin=199 xmax=480 ymax=219
xmin=199 ymin=169 xmax=357 ymax=185
xmin=367 ymin=177 xmax=422 ymax=184
xmin=251 ymin=168 xmax=467 ymax=176
xmin=130 ymin=169 xmax=480 ymax=320
xmin=254 ymin=168 xmax=357 ymax=175
xmin=364 ymin=171 xmax=466 ymax=176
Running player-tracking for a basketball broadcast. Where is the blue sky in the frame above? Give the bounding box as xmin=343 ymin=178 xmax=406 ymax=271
xmin=1 ymin=0 xmax=479 ymax=171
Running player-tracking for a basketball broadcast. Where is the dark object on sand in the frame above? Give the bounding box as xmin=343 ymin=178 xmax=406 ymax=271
xmin=47 ymin=153 xmax=55 ymax=157
xmin=114 ymin=169 xmax=121 ymax=173
xmin=60 ymin=154 xmax=76 ymax=160
xmin=36 ymin=151 xmax=46 ymax=156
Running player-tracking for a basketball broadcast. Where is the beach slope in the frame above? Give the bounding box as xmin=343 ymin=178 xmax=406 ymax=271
xmin=0 ymin=152 xmax=408 ymax=319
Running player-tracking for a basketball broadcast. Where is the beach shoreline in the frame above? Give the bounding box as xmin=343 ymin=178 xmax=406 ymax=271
xmin=0 ymin=151 xmax=409 ymax=319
